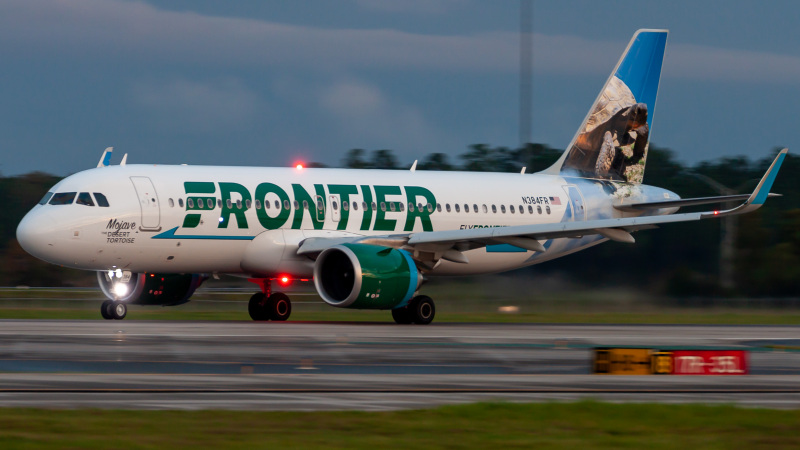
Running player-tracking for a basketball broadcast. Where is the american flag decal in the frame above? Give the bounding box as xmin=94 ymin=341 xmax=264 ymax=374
xmin=550 ymin=196 xmax=562 ymax=205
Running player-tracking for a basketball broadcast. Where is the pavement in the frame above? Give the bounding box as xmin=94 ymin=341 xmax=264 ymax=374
xmin=0 ymin=320 xmax=798 ymax=410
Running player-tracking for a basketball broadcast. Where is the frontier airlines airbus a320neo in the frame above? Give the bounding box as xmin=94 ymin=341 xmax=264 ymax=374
xmin=16 ymin=30 xmax=787 ymax=324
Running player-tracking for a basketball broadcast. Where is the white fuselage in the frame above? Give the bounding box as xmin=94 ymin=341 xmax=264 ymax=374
xmin=16 ymin=164 xmax=677 ymax=278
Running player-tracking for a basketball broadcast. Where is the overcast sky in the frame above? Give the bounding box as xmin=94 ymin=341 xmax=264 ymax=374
xmin=1 ymin=0 xmax=798 ymax=176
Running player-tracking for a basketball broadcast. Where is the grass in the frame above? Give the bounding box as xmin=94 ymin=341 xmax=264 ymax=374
xmin=0 ymin=401 xmax=798 ymax=449
xmin=2 ymin=284 xmax=800 ymax=324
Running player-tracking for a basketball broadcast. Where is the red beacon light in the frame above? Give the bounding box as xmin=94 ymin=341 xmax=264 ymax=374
xmin=277 ymin=275 xmax=292 ymax=286
xmin=295 ymin=163 xmax=304 ymax=170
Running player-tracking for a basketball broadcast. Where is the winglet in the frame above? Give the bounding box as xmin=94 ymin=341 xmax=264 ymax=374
xmin=702 ymin=148 xmax=788 ymax=218
xmin=96 ymin=147 xmax=113 ymax=168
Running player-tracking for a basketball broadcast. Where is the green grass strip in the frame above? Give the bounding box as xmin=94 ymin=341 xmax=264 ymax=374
xmin=0 ymin=401 xmax=798 ymax=449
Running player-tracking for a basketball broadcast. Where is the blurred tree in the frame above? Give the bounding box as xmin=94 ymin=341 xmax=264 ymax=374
xmin=370 ymin=149 xmax=399 ymax=170
xmin=418 ymin=153 xmax=453 ymax=171
xmin=343 ymin=149 xmax=369 ymax=168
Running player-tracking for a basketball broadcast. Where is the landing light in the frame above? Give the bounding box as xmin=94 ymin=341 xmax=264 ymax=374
xmin=113 ymin=283 xmax=128 ymax=298
xmin=108 ymin=270 xmax=114 ymax=278
xmin=115 ymin=268 xmax=122 ymax=278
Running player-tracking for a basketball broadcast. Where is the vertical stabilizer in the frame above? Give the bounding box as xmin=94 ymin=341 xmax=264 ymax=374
xmin=542 ymin=29 xmax=667 ymax=184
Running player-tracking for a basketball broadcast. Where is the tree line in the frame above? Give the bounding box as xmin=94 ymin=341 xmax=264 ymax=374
xmin=1 ymin=143 xmax=797 ymax=297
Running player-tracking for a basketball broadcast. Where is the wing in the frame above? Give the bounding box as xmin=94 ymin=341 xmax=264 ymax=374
xmin=299 ymin=149 xmax=787 ymax=265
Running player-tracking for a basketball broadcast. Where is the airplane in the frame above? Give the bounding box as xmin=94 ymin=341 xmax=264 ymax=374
xmin=16 ymin=29 xmax=788 ymax=324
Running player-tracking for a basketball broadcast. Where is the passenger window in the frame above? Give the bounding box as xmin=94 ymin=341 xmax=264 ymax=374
xmin=178 ymin=198 xmax=184 ymax=208
xmin=380 ymin=202 xmax=386 ymax=212
xmin=293 ymin=201 xmax=299 ymax=210
xmin=352 ymin=202 xmax=358 ymax=211
xmin=446 ymin=204 xmax=451 ymax=212
xmin=519 ymin=205 xmax=524 ymax=214
xmin=343 ymin=201 xmax=349 ymax=211
xmin=537 ymin=205 xmax=542 ymax=214
xmin=501 ymin=205 xmax=506 ymax=214
xmin=473 ymin=204 xmax=478 ymax=213
xmin=408 ymin=203 xmax=414 ymax=212
xmin=436 ymin=203 xmax=442 ymax=212
xmin=93 ymin=193 xmax=109 ymax=207
xmin=38 ymin=192 xmax=54 ymax=205
xmin=455 ymin=204 xmax=460 ymax=213
xmin=236 ymin=199 xmax=243 ymax=209
xmin=483 ymin=204 xmax=489 ymax=213
xmin=399 ymin=202 xmax=404 ymax=212
xmin=188 ymin=198 xmax=195 ymax=209
xmin=218 ymin=199 xmax=222 ymax=208
xmin=255 ymin=200 xmax=261 ymax=209
xmin=427 ymin=203 xmax=433 ymax=213
xmin=283 ymin=200 xmax=290 ymax=210
xmin=226 ymin=199 xmax=232 ymax=209
xmin=528 ymin=205 xmax=533 ymax=214
xmin=245 ymin=199 xmax=251 ymax=209
xmin=302 ymin=200 xmax=308 ymax=210
xmin=168 ymin=198 xmax=174 ymax=208
xmin=371 ymin=202 xmax=377 ymax=211
xmin=491 ymin=205 xmax=496 ymax=213
xmin=546 ymin=205 xmax=551 ymax=214
xmin=510 ymin=205 xmax=515 ymax=214
xmin=49 ymin=192 xmax=76 ymax=205
xmin=276 ymin=200 xmax=281 ymax=209
xmin=465 ymin=204 xmax=469 ymax=213
xmin=362 ymin=202 xmax=368 ymax=210
xmin=389 ymin=202 xmax=396 ymax=212
xmin=76 ymin=192 xmax=94 ymax=206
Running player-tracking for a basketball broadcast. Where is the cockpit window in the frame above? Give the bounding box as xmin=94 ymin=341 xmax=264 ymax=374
xmin=93 ymin=193 xmax=110 ymax=207
xmin=38 ymin=192 xmax=54 ymax=205
xmin=49 ymin=192 xmax=76 ymax=205
xmin=76 ymin=192 xmax=95 ymax=206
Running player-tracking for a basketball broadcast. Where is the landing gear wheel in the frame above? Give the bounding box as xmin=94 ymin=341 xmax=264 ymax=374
xmin=100 ymin=300 xmax=113 ymax=320
xmin=391 ymin=307 xmax=413 ymax=324
xmin=248 ymin=292 xmax=269 ymax=321
xmin=110 ymin=302 xmax=127 ymax=320
xmin=409 ymin=295 xmax=435 ymax=325
xmin=268 ymin=293 xmax=291 ymax=321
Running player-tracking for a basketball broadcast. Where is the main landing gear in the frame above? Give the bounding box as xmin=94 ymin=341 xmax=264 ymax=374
xmin=248 ymin=278 xmax=292 ymax=321
xmin=391 ymin=295 xmax=435 ymax=325
xmin=100 ymin=300 xmax=127 ymax=320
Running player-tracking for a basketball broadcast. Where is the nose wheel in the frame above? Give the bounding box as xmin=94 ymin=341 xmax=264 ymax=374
xmin=248 ymin=292 xmax=292 ymax=321
xmin=101 ymin=300 xmax=127 ymax=320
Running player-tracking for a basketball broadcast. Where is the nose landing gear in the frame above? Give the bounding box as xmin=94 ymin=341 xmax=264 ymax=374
xmin=100 ymin=300 xmax=127 ymax=320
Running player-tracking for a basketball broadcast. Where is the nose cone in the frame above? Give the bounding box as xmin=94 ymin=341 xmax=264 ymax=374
xmin=16 ymin=209 xmax=58 ymax=263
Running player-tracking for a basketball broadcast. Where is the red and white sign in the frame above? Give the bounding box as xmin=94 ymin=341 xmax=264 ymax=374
xmin=671 ymin=350 xmax=748 ymax=375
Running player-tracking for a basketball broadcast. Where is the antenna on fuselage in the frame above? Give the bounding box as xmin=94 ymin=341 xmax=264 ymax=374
xmin=410 ymin=160 xmax=418 ymax=172
xmin=120 ymin=153 xmax=128 ymax=166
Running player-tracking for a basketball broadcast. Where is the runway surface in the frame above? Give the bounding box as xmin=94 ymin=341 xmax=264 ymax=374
xmin=0 ymin=320 xmax=799 ymax=410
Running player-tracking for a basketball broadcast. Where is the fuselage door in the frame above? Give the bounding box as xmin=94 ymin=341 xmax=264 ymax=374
xmin=328 ymin=195 xmax=341 ymax=223
xmin=315 ymin=195 xmax=326 ymax=223
xmin=130 ymin=176 xmax=161 ymax=231
xmin=563 ymin=185 xmax=586 ymax=222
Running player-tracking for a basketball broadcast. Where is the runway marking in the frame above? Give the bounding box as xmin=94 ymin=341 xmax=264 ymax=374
xmin=1 ymin=388 xmax=800 ymax=394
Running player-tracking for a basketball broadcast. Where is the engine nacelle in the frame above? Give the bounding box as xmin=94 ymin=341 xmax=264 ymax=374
xmin=97 ymin=272 xmax=206 ymax=306
xmin=313 ymin=244 xmax=422 ymax=310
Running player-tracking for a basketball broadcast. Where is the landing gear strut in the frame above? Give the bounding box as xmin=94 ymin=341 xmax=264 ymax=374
xmin=248 ymin=279 xmax=292 ymax=321
xmin=101 ymin=300 xmax=127 ymax=320
xmin=392 ymin=295 xmax=435 ymax=325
